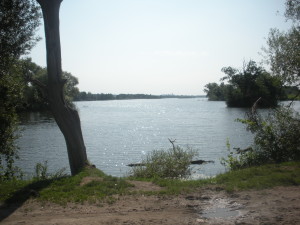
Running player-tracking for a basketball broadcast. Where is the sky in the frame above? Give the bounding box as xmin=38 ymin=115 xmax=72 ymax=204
xmin=30 ymin=0 xmax=292 ymax=95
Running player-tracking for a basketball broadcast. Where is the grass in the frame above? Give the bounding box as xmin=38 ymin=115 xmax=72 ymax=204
xmin=0 ymin=167 xmax=133 ymax=205
xmin=0 ymin=161 xmax=299 ymax=205
xmin=134 ymin=161 xmax=300 ymax=194
xmin=213 ymin=161 xmax=300 ymax=192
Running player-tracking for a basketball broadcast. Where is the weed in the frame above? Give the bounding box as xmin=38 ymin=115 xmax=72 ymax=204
xmin=34 ymin=161 xmax=67 ymax=180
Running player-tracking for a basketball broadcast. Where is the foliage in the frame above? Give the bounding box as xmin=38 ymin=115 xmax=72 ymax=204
xmin=131 ymin=145 xmax=197 ymax=179
xmin=0 ymin=62 xmax=27 ymax=181
xmin=18 ymin=58 xmax=80 ymax=111
xmin=0 ymin=59 xmax=79 ymax=180
xmin=0 ymin=0 xmax=41 ymax=74
xmin=285 ymin=0 xmax=300 ymax=24
xmin=204 ymin=82 xmax=228 ymax=101
xmin=62 ymin=72 xmax=80 ymax=105
xmin=221 ymin=60 xmax=283 ymax=107
xmin=265 ymin=27 xmax=300 ymax=86
xmin=116 ymin=94 xmax=161 ymax=100
xmin=281 ymin=86 xmax=300 ymax=100
xmin=222 ymin=105 xmax=300 ymax=170
xmin=221 ymin=0 xmax=300 ymax=170
xmin=19 ymin=58 xmax=48 ymax=111
xmin=0 ymin=0 xmax=41 ymax=180
xmin=221 ymin=144 xmax=264 ymax=171
xmin=264 ymin=0 xmax=300 ymax=87
xmin=204 ymin=61 xmax=284 ymax=107
xmin=73 ymin=92 xmax=161 ymax=101
xmin=73 ymin=92 xmax=201 ymax=101
xmin=74 ymin=92 xmax=116 ymax=101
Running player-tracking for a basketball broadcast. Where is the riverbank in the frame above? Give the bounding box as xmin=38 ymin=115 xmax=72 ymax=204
xmin=1 ymin=162 xmax=300 ymax=224
xmin=1 ymin=186 xmax=300 ymax=224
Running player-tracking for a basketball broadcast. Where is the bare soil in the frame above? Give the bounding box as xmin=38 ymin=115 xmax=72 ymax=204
xmin=1 ymin=182 xmax=300 ymax=225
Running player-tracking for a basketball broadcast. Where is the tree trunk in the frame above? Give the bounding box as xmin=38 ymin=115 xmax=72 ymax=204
xmin=36 ymin=0 xmax=88 ymax=175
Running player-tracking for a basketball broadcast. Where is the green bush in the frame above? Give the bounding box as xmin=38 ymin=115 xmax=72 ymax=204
xmin=131 ymin=145 xmax=197 ymax=179
xmin=222 ymin=105 xmax=300 ymax=170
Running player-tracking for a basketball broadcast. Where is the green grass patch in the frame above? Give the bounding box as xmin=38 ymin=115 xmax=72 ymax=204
xmin=131 ymin=161 xmax=300 ymax=194
xmin=151 ymin=177 xmax=213 ymax=194
xmin=0 ymin=167 xmax=133 ymax=205
xmin=0 ymin=179 xmax=31 ymax=203
xmin=1 ymin=162 xmax=299 ymax=205
xmin=213 ymin=161 xmax=300 ymax=192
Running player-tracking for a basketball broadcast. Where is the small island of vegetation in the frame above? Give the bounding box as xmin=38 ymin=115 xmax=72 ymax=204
xmin=204 ymin=60 xmax=300 ymax=107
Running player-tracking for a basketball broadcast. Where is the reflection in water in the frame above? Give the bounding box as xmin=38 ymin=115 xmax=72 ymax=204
xmin=201 ymin=207 xmax=240 ymax=219
xmin=15 ymin=99 xmax=300 ymax=178
xmin=18 ymin=111 xmax=54 ymax=125
xmin=200 ymin=197 xmax=242 ymax=220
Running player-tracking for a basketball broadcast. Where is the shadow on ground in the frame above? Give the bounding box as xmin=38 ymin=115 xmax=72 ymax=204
xmin=0 ymin=179 xmax=56 ymax=222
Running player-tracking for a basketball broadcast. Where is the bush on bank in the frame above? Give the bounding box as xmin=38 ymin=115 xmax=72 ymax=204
xmin=222 ymin=105 xmax=300 ymax=170
xmin=130 ymin=145 xmax=197 ymax=179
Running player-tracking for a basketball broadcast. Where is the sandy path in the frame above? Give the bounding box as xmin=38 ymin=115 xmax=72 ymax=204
xmin=1 ymin=185 xmax=300 ymax=225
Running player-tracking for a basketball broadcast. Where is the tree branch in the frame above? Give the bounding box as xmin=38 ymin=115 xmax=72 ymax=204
xmin=28 ymin=77 xmax=46 ymax=89
xmin=168 ymin=138 xmax=176 ymax=151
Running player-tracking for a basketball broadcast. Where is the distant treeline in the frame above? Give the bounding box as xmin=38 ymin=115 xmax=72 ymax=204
xmin=73 ymin=92 xmax=204 ymax=101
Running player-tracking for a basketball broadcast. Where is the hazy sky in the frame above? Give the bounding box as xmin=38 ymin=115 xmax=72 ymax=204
xmin=30 ymin=0 xmax=291 ymax=95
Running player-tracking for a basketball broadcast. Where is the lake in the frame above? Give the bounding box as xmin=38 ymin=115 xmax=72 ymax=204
xmin=15 ymin=98 xmax=300 ymax=179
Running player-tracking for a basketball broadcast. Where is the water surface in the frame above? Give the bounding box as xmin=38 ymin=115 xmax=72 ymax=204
xmin=17 ymin=98 xmax=298 ymax=178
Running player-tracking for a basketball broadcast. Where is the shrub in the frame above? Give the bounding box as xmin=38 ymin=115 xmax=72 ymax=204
xmin=131 ymin=145 xmax=197 ymax=179
xmin=222 ymin=105 xmax=300 ymax=170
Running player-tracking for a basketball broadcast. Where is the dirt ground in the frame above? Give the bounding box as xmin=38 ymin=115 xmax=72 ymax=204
xmin=1 ymin=181 xmax=300 ymax=225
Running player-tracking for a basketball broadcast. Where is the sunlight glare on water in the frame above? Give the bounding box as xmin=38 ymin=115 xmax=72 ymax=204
xmin=16 ymin=99 xmax=299 ymax=178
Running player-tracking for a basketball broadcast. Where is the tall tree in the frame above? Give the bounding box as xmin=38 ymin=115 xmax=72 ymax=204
xmin=220 ymin=61 xmax=283 ymax=107
xmin=20 ymin=59 xmax=80 ymax=111
xmin=0 ymin=0 xmax=41 ymax=180
xmin=264 ymin=0 xmax=300 ymax=87
xmin=285 ymin=0 xmax=300 ymax=23
xmin=0 ymin=0 xmax=41 ymax=75
xmin=204 ymin=82 xmax=228 ymax=101
xmin=36 ymin=0 xmax=88 ymax=175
